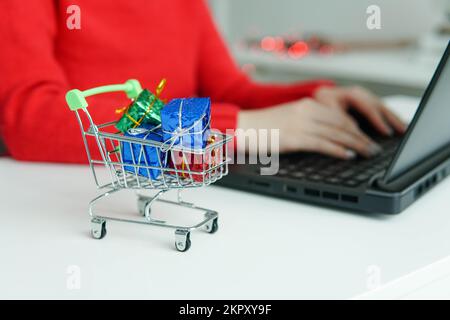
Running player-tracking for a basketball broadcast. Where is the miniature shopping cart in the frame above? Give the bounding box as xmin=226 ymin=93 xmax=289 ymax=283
xmin=66 ymin=79 xmax=232 ymax=252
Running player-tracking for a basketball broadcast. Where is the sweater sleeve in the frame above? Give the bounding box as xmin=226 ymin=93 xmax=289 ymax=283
xmin=196 ymin=0 xmax=333 ymax=133
xmin=0 ymin=0 xmax=113 ymax=163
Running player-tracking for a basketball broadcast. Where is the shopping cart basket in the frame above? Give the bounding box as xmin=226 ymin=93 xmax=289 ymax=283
xmin=66 ymin=79 xmax=232 ymax=252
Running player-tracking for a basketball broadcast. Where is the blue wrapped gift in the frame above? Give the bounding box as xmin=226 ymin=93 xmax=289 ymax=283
xmin=121 ymin=124 xmax=166 ymax=180
xmin=161 ymin=98 xmax=211 ymax=150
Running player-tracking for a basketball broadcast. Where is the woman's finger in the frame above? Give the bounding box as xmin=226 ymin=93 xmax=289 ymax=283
xmin=313 ymin=105 xmax=377 ymax=147
xmin=301 ymin=134 xmax=357 ymax=160
xmin=345 ymin=88 xmax=393 ymax=135
xmin=314 ymin=123 xmax=382 ymax=158
xmin=380 ymin=105 xmax=407 ymax=133
xmin=311 ymin=103 xmax=360 ymax=133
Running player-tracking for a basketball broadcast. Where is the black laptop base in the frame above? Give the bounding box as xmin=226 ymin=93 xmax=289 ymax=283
xmin=218 ymin=42 xmax=450 ymax=214
xmin=217 ymin=130 xmax=450 ymax=214
xmin=217 ymin=153 xmax=450 ymax=214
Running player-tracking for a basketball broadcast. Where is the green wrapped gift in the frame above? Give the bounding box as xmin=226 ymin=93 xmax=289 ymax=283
xmin=115 ymin=89 xmax=165 ymax=133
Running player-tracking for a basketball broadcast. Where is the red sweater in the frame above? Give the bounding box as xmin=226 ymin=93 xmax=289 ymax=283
xmin=0 ymin=0 xmax=332 ymax=163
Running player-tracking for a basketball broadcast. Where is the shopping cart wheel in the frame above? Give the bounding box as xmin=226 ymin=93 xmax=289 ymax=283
xmin=137 ymin=198 xmax=150 ymax=216
xmin=175 ymin=229 xmax=191 ymax=252
xmin=91 ymin=218 xmax=107 ymax=240
xmin=205 ymin=218 xmax=219 ymax=234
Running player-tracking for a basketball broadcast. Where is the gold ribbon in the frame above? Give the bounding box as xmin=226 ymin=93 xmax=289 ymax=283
xmin=179 ymin=135 xmax=217 ymax=179
xmin=208 ymin=135 xmax=216 ymax=157
xmin=115 ymin=78 xmax=167 ymax=128
xmin=181 ymin=155 xmax=187 ymax=178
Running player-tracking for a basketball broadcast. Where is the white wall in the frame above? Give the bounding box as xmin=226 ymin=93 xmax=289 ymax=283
xmin=210 ymin=0 xmax=446 ymax=43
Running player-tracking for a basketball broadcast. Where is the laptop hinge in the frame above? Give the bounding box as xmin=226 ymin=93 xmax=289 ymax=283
xmin=374 ymin=146 xmax=450 ymax=191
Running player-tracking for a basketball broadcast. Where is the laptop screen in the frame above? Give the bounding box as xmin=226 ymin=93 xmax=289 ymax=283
xmin=384 ymin=42 xmax=450 ymax=183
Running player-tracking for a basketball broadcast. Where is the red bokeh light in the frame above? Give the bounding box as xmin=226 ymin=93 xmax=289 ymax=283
xmin=260 ymin=36 xmax=276 ymax=51
xmin=273 ymin=36 xmax=285 ymax=52
xmin=287 ymin=41 xmax=309 ymax=58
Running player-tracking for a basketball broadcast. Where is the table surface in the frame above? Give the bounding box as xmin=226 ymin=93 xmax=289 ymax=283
xmin=1 ymin=96 xmax=449 ymax=299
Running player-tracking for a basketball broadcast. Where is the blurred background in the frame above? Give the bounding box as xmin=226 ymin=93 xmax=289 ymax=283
xmin=0 ymin=0 xmax=449 ymax=155
xmin=208 ymin=0 xmax=450 ymax=97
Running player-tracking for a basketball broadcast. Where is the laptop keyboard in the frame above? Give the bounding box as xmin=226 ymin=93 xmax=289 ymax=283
xmin=276 ymin=136 xmax=402 ymax=187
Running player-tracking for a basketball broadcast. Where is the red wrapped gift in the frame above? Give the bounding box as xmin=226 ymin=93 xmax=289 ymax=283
xmin=169 ymin=135 xmax=221 ymax=182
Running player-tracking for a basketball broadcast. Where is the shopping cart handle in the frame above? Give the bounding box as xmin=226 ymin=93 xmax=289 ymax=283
xmin=65 ymin=79 xmax=143 ymax=111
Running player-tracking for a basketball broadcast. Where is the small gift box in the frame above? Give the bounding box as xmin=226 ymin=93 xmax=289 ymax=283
xmin=121 ymin=125 xmax=167 ymax=180
xmin=169 ymin=134 xmax=220 ymax=183
xmin=115 ymin=89 xmax=165 ymax=133
xmin=161 ymin=98 xmax=211 ymax=150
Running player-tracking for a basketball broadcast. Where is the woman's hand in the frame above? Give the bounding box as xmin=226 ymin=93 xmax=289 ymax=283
xmin=314 ymin=86 xmax=407 ymax=135
xmin=237 ymin=98 xmax=383 ymax=159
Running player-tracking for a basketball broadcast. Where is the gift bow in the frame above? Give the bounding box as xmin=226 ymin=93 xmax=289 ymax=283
xmin=160 ymin=98 xmax=211 ymax=153
xmin=115 ymin=78 xmax=167 ymax=128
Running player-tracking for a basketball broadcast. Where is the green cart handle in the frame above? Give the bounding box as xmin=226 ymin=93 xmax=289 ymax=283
xmin=65 ymin=79 xmax=143 ymax=111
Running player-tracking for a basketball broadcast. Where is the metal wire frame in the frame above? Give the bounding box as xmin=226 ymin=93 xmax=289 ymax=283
xmin=72 ymin=100 xmax=231 ymax=251
xmin=75 ymin=108 xmax=232 ymax=191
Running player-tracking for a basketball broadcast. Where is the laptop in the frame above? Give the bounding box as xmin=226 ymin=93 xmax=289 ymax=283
xmin=217 ymin=42 xmax=450 ymax=214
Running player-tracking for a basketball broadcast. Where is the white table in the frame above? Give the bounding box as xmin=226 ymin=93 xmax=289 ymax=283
xmin=1 ymin=97 xmax=449 ymax=299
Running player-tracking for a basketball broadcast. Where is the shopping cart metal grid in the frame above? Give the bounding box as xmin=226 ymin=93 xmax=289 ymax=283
xmin=66 ymin=79 xmax=232 ymax=251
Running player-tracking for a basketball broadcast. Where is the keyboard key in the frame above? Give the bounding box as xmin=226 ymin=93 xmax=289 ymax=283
xmin=344 ymin=180 xmax=360 ymax=187
xmin=354 ymin=173 xmax=371 ymax=181
xmin=277 ymin=168 xmax=289 ymax=176
xmin=339 ymin=169 xmax=356 ymax=178
xmin=325 ymin=177 xmax=342 ymax=184
xmin=320 ymin=170 xmax=333 ymax=177
xmin=308 ymin=174 xmax=323 ymax=181
xmin=290 ymin=172 xmax=306 ymax=179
